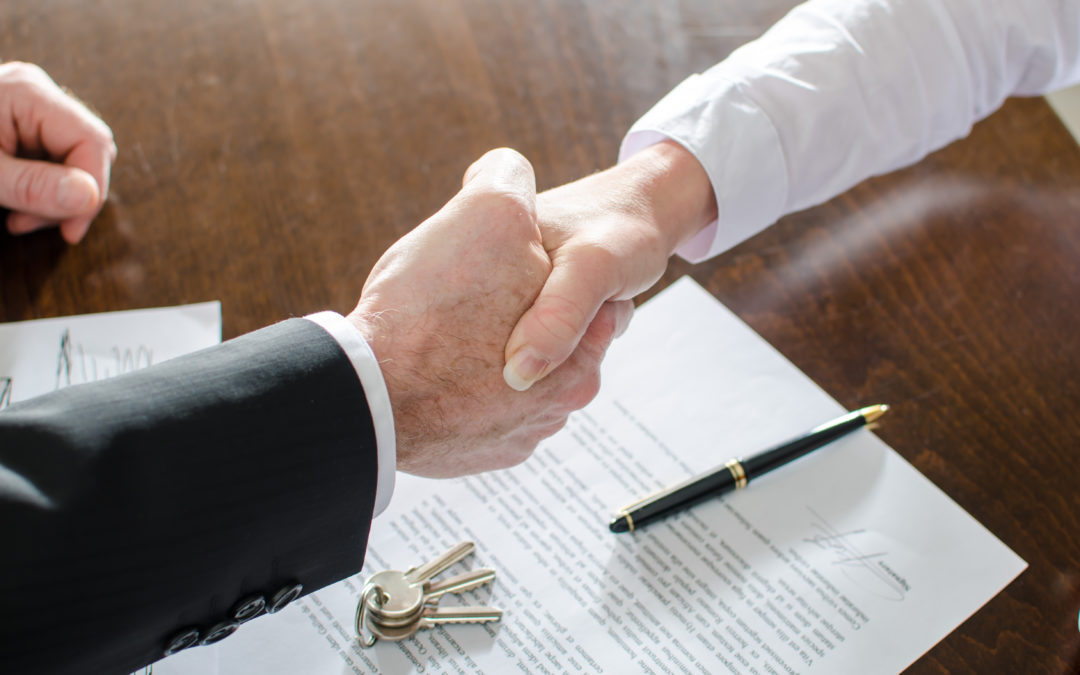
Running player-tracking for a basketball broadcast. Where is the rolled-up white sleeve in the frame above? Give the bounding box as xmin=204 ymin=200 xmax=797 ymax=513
xmin=620 ymin=0 xmax=1080 ymax=262
xmin=304 ymin=311 xmax=396 ymax=517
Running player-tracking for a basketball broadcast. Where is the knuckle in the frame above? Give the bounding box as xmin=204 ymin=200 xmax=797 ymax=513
xmin=582 ymin=303 xmax=622 ymax=353
xmin=2 ymin=63 xmax=50 ymax=99
xmin=524 ymin=418 xmax=568 ymax=447
xmin=596 ymin=310 xmax=619 ymax=345
xmin=500 ymin=442 xmax=538 ymax=470
xmin=5 ymin=75 xmax=38 ymax=102
xmin=94 ymin=122 xmax=116 ymax=148
xmin=564 ymin=371 xmax=602 ymax=411
xmin=499 ymin=187 xmax=535 ymax=221
xmin=542 ymin=417 xmax=570 ymax=438
xmin=97 ymin=130 xmax=118 ymax=161
xmin=484 ymin=147 xmax=532 ymax=178
xmin=3 ymin=62 xmax=47 ymax=83
xmin=467 ymin=183 xmax=535 ymax=224
xmin=580 ymin=371 xmax=602 ymax=405
xmin=464 ymin=149 xmax=536 ymax=219
xmin=2 ymin=64 xmax=54 ymax=116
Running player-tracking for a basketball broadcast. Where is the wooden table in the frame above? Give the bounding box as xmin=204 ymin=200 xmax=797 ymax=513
xmin=3 ymin=1 xmax=1078 ymax=672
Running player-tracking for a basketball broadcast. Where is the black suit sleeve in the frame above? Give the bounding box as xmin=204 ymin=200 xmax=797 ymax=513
xmin=0 ymin=319 xmax=380 ymax=674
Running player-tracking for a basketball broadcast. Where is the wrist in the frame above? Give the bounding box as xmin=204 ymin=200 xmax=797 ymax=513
xmin=533 ymin=140 xmax=716 ymax=301
xmin=346 ymin=305 xmax=425 ymax=472
xmin=614 ymin=139 xmax=717 ymax=255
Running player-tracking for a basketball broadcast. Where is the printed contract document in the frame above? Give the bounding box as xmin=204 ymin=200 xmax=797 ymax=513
xmin=157 ymin=278 xmax=1025 ymax=674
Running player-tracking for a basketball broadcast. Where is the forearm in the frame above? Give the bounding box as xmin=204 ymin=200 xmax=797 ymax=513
xmin=624 ymin=0 xmax=1080 ymax=261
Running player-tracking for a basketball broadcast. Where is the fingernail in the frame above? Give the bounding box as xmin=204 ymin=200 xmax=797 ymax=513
xmin=503 ymin=348 xmax=550 ymax=392
xmin=56 ymin=174 xmax=95 ymax=211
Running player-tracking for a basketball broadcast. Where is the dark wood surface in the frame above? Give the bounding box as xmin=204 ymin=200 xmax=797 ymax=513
xmin=3 ymin=0 xmax=1079 ymax=672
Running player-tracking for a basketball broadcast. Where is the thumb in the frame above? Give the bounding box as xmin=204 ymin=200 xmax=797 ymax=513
xmin=0 ymin=154 xmax=100 ymax=220
xmin=503 ymin=263 xmax=615 ymax=391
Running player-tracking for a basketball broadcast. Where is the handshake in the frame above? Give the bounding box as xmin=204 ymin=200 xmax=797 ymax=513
xmin=343 ymin=133 xmax=713 ymax=478
xmin=0 ymin=62 xmax=718 ymax=480
xmin=350 ymin=147 xmax=637 ymax=478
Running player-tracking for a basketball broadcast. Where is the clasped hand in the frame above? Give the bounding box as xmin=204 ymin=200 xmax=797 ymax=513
xmin=350 ymin=149 xmax=633 ymax=477
xmin=360 ymin=141 xmax=715 ymax=476
xmin=0 ymin=62 xmax=116 ymax=243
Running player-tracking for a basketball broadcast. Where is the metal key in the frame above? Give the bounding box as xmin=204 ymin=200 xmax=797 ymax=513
xmin=369 ymin=568 xmax=498 ymax=628
xmin=425 ymin=568 xmax=497 ymax=601
xmin=405 ymin=541 xmax=476 ymax=585
xmin=366 ymin=605 xmax=503 ymax=642
xmin=360 ymin=542 xmax=478 ymax=623
xmin=356 ymin=541 xmax=502 ymax=647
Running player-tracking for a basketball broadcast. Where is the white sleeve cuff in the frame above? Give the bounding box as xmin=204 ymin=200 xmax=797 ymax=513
xmin=304 ymin=311 xmax=396 ymax=517
xmin=618 ymin=73 xmax=788 ymax=263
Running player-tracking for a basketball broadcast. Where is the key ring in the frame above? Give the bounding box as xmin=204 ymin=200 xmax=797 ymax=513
xmin=354 ymin=541 xmax=502 ymax=646
xmin=354 ymin=584 xmax=386 ymax=647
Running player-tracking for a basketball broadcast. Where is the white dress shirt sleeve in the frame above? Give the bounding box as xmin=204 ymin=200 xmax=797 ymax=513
xmin=620 ymin=0 xmax=1080 ymax=262
xmin=304 ymin=312 xmax=396 ymax=517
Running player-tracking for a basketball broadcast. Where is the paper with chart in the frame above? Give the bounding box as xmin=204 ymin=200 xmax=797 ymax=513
xmin=0 ymin=302 xmax=221 ymax=409
xmin=155 ymin=278 xmax=1025 ymax=675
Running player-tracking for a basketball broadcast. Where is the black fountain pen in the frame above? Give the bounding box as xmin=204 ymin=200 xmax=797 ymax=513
xmin=609 ymin=404 xmax=889 ymax=533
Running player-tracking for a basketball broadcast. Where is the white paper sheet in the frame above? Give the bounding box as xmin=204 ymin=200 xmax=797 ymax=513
xmin=0 ymin=302 xmax=221 ymax=408
xmin=156 ymin=278 xmax=1024 ymax=675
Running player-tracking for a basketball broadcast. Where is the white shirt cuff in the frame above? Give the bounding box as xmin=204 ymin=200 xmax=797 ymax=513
xmin=304 ymin=311 xmax=396 ymax=517
xmin=618 ymin=73 xmax=788 ymax=263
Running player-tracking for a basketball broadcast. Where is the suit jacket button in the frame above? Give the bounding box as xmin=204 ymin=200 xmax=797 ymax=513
xmin=233 ymin=594 xmax=267 ymax=623
xmin=200 ymin=620 xmax=240 ymax=645
xmin=268 ymin=583 xmax=303 ymax=613
xmin=163 ymin=627 xmax=200 ymax=655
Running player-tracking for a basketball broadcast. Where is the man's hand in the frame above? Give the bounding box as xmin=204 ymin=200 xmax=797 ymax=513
xmin=502 ymin=141 xmax=717 ymax=391
xmin=348 ymin=149 xmax=632 ymax=478
xmin=0 ymin=62 xmax=117 ymax=243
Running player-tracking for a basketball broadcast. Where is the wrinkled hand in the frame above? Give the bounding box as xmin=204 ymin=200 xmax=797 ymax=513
xmin=348 ymin=149 xmax=633 ymax=478
xmin=0 ymin=62 xmax=116 ymax=243
xmin=502 ymin=141 xmax=717 ymax=391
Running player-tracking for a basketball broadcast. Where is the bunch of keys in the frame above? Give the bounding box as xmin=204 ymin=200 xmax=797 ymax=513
xmin=355 ymin=541 xmax=503 ymax=646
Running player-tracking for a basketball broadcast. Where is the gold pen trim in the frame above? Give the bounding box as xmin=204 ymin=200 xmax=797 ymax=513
xmin=725 ymin=458 xmax=747 ymax=489
xmin=859 ymin=404 xmax=889 ymax=424
xmin=623 ymin=512 xmax=635 ymax=533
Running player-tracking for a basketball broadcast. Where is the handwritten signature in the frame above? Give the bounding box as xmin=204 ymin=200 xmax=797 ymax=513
xmin=0 ymin=377 xmax=11 ymax=410
xmin=803 ymin=506 xmax=908 ymax=601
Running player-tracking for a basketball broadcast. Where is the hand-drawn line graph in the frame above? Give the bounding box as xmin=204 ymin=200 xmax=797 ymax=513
xmin=0 ymin=329 xmax=155 ymax=409
xmin=0 ymin=377 xmax=12 ymax=410
xmin=54 ymin=328 xmax=155 ymax=390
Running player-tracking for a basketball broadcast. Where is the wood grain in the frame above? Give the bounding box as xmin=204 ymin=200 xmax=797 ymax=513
xmin=2 ymin=0 xmax=1079 ymax=671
